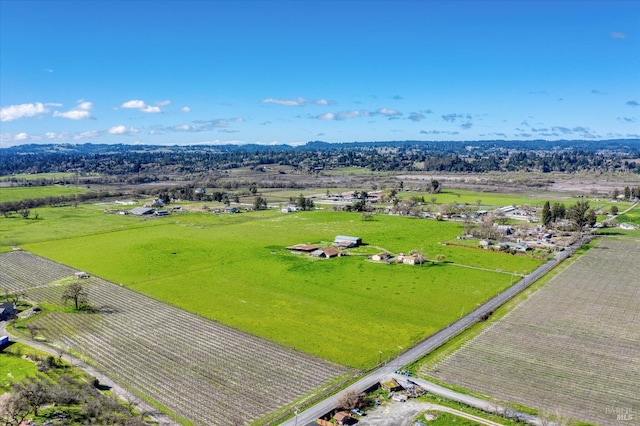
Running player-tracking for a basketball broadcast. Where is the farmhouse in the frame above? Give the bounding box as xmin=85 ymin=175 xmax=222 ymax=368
xmin=371 ymin=252 xmax=392 ymax=262
xmin=334 ymin=235 xmax=362 ymax=247
xmin=397 ymin=254 xmax=423 ymax=265
xmin=0 ymin=302 xmax=15 ymax=320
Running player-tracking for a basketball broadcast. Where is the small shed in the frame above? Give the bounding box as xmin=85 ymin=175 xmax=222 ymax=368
xmin=75 ymin=271 xmax=90 ymax=279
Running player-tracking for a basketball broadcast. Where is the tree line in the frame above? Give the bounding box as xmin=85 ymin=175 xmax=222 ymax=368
xmin=2 ymin=140 xmax=639 ymax=177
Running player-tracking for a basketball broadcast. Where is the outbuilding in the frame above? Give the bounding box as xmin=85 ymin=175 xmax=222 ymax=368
xmin=334 ymin=236 xmax=362 ymax=247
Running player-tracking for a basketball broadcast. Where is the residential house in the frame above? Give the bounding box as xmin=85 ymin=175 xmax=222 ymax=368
xmin=371 ymin=252 xmax=391 ymax=262
xmin=0 ymin=302 xmax=15 ymax=320
xmin=333 ymin=412 xmax=353 ymax=426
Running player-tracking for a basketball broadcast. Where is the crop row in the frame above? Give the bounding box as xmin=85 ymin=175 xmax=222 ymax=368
xmin=0 ymin=250 xmax=77 ymax=293
xmin=0 ymin=252 xmax=353 ymax=426
xmin=429 ymin=240 xmax=640 ymax=426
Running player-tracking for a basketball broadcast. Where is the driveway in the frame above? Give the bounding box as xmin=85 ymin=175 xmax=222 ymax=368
xmin=357 ymin=400 xmax=505 ymax=426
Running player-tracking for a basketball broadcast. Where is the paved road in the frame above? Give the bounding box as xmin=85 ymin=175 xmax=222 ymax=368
xmin=283 ymin=236 xmax=591 ymax=426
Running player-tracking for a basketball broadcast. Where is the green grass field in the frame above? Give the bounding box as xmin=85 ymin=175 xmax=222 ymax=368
xmin=0 ymin=185 xmax=88 ymax=203
xmin=0 ymin=343 xmax=39 ymax=391
xmin=18 ymin=207 xmax=541 ymax=368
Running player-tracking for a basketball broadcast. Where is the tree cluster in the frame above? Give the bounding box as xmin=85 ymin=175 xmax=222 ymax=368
xmin=0 ymin=372 xmax=148 ymax=425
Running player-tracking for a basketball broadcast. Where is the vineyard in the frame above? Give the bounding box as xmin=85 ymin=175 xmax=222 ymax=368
xmin=427 ymin=239 xmax=640 ymax=425
xmin=0 ymin=251 xmax=353 ymax=426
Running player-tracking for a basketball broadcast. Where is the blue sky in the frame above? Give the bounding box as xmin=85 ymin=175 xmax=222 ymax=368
xmin=1 ymin=0 xmax=639 ymax=147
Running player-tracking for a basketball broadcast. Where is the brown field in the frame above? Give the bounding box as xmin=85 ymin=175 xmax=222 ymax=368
xmin=0 ymin=251 xmax=353 ymax=426
xmin=427 ymin=238 xmax=640 ymax=425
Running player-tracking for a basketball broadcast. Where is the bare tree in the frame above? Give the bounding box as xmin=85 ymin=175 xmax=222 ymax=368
xmin=0 ymin=392 xmax=30 ymax=426
xmin=337 ymin=389 xmax=364 ymax=410
xmin=13 ymin=376 xmax=51 ymax=417
xmin=62 ymin=282 xmax=88 ymax=310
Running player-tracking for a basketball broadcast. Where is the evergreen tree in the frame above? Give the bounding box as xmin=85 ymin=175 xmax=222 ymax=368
xmin=542 ymin=201 xmax=552 ymax=226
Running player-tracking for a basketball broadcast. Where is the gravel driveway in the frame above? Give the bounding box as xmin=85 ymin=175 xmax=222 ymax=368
xmin=356 ymin=400 xmax=505 ymax=426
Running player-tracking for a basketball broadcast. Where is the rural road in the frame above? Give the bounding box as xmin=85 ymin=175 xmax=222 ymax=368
xmin=283 ymin=236 xmax=591 ymax=426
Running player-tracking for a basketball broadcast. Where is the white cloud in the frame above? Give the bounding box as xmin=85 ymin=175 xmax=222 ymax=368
xmin=108 ymin=125 xmax=139 ymax=135
xmin=121 ymin=100 xmax=146 ymax=109
xmin=74 ymin=130 xmax=99 ymax=140
xmin=140 ymin=105 xmax=161 ymax=113
xmin=120 ymin=99 xmax=162 ymax=113
xmin=262 ymin=97 xmax=308 ymax=106
xmin=156 ymin=100 xmax=171 ymax=107
xmin=181 ymin=106 xmax=191 ymax=113
xmin=376 ymin=108 xmax=402 ymax=117
xmin=316 ymin=110 xmax=362 ymax=121
xmin=53 ymin=110 xmax=91 ymax=120
xmin=53 ymin=100 xmax=94 ymax=120
xmin=0 ymin=102 xmax=48 ymax=122
xmin=14 ymin=132 xmax=29 ymax=140
xmin=611 ymin=32 xmax=625 ymax=39
xmin=317 ymin=112 xmax=336 ymax=120
xmin=173 ymin=124 xmax=196 ymax=132
xmin=313 ymin=99 xmax=331 ymax=105
xmin=44 ymin=132 xmax=68 ymax=140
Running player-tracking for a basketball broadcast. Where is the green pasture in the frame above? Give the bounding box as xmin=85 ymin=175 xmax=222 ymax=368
xmin=0 ymin=203 xmax=166 ymax=248
xmin=400 ymin=189 xmax=558 ymax=209
xmin=616 ymin=203 xmax=640 ymax=225
xmin=0 ymin=343 xmax=39 ymax=390
xmin=22 ymin=209 xmax=540 ymax=368
xmin=0 ymin=186 xmax=88 ymax=203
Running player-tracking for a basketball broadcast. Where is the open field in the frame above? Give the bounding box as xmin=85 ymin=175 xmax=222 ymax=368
xmin=19 ymin=209 xmax=542 ymax=368
xmin=0 ymin=343 xmax=39 ymax=391
xmin=0 ymin=185 xmax=88 ymax=202
xmin=1 ymin=250 xmax=352 ymax=426
xmin=427 ymin=238 xmax=640 ymax=425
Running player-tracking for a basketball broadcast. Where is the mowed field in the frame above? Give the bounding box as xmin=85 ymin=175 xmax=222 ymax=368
xmin=0 ymin=250 xmax=351 ymax=426
xmin=427 ymin=238 xmax=640 ymax=425
xmin=14 ymin=206 xmax=542 ymax=368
